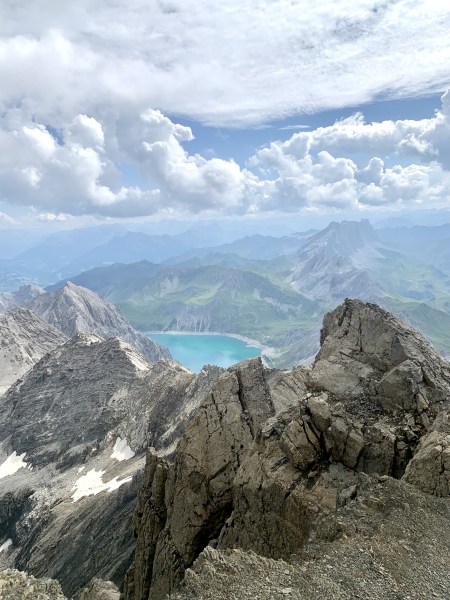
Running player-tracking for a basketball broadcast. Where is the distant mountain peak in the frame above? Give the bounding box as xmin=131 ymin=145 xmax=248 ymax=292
xmin=27 ymin=283 xmax=172 ymax=363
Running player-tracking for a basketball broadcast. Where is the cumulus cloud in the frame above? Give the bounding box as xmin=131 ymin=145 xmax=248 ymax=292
xmin=1 ymin=90 xmax=450 ymax=217
xmin=0 ymin=108 xmax=253 ymax=217
xmin=1 ymin=1 xmax=450 ymax=127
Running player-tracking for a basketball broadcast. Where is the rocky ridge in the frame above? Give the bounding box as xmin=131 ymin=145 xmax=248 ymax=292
xmin=0 ymin=332 xmax=223 ymax=597
xmin=27 ymin=282 xmax=171 ymax=363
xmin=0 ymin=570 xmax=120 ymax=600
xmin=124 ymin=299 xmax=450 ymax=600
xmin=0 ymin=309 xmax=67 ymax=395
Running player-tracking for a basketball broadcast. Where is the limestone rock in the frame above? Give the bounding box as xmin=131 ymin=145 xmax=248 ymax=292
xmin=0 ymin=333 xmax=222 ymax=597
xmin=126 ymin=300 xmax=450 ymax=600
xmin=78 ymin=578 xmax=120 ymax=600
xmin=310 ymin=299 xmax=450 ymax=419
xmin=0 ymin=309 xmax=67 ymax=395
xmin=27 ymin=282 xmax=171 ymax=363
xmin=403 ymin=411 xmax=450 ymax=497
xmin=0 ymin=284 xmax=45 ymax=313
xmin=0 ymin=569 xmax=66 ymax=599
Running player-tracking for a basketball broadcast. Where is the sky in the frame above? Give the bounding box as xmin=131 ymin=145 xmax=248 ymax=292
xmin=1 ymin=0 xmax=450 ymax=229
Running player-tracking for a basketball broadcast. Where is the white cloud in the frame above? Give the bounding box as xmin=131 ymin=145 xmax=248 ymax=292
xmin=1 ymin=1 xmax=450 ymax=127
xmin=1 ymin=91 xmax=450 ymax=217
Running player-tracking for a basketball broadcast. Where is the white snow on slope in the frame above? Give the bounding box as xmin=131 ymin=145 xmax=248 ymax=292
xmin=111 ymin=437 xmax=135 ymax=461
xmin=0 ymin=452 xmax=28 ymax=479
xmin=72 ymin=468 xmax=132 ymax=502
xmin=0 ymin=539 xmax=12 ymax=553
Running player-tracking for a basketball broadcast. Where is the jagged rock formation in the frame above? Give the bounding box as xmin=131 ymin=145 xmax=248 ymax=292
xmin=0 ymin=569 xmax=66 ymax=599
xmin=0 ymin=284 xmax=45 ymax=312
xmin=171 ymin=476 xmax=450 ymax=600
xmin=124 ymin=299 xmax=450 ymax=600
xmin=0 ymin=334 xmax=223 ymax=597
xmin=0 ymin=309 xmax=67 ymax=395
xmin=0 ymin=570 xmax=120 ymax=600
xmin=27 ymin=282 xmax=171 ymax=363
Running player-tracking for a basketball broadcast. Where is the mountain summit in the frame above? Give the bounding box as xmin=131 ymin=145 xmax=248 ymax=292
xmin=291 ymin=220 xmax=383 ymax=302
xmin=27 ymin=282 xmax=171 ymax=363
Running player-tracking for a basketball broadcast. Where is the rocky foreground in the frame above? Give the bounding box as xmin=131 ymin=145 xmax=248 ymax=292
xmin=124 ymin=299 xmax=450 ymax=600
xmin=2 ymin=299 xmax=450 ymax=599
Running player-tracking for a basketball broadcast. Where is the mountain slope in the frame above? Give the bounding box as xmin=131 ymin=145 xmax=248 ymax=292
xmin=60 ymin=231 xmax=191 ymax=278
xmin=0 ymin=309 xmax=67 ymax=395
xmin=0 ymin=284 xmax=45 ymax=312
xmin=27 ymin=282 xmax=171 ymax=363
xmin=50 ymin=263 xmax=319 ymax=347
xmin=290 ymin=219 xmax=384 ymax=301
xmin=0 ymin=334 xmax=223 ymax=596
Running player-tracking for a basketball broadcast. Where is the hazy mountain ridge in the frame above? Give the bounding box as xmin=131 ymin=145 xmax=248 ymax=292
xmin=41 ymin=218 xmax=450 ymax=366
xmin=0 ymin=284 xmax=45 ymax=312
xmin=3 ymin=218 xmax=450 ymax=366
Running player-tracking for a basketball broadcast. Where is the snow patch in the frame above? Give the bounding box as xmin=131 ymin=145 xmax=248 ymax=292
xmin=0 ymin=451 xmax=28 ymax=479
xmin=0 ymin=539 xmax=12 ymax=553
xmin=111 ymin=437 xmax=135 ymax=461
xmin=72 ymin=468 xmax=132 ymax=502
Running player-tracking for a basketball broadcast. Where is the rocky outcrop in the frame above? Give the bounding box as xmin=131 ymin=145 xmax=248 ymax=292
xmin=27 ymin=282 xmax=171 ymax=363
xmin=78 ymin=578 xmax=120 ymax=600
xmin=0 ymin=308 xmax=67 ymax=395
xmin=0 ymin=570 xmax=120 ymax=600
xmin=0 ymin=569 xmax=66 ymax=599
xmin=125 ymin=299 xmax=450 ymax=600
xmin=171 ymin=477 xmax=450 ymax=600
xmin=309 ymin=299 xmax=450 ymax=419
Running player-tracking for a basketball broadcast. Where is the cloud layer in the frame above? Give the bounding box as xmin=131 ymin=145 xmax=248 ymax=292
xmin=2 ymin=1 xmax=450 ymax=127
xmin=1 ymin=91 xmax=450 ymax=218
xmin=1 ymin=1 xmax=450 ymax=219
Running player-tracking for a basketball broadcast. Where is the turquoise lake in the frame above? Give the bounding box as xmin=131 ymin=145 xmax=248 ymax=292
xmin=147 ymin=333 xmax=261 ymax=372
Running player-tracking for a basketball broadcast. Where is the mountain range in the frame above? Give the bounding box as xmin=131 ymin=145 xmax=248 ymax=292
xmin=38 ymin=218 xmax=450 ymax=365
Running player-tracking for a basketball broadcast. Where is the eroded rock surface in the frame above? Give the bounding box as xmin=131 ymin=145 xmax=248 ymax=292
xmin=0 ymin=333 xmax=223 ymax=597
xmin=0 ymin=309 xmax=67 ymax=395
xmin=125 ymin=299 xmax=450 ymax=600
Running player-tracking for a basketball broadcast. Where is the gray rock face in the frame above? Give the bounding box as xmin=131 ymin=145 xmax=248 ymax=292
xmin=0 ymin=284 xmax=45 ymax=313
xmin=0 ymin=571 xmax=120 ymax=600
xmin=78 ymin=578 xmax=120 ymax=600
xmin=27 ymin=282 xmax=171 ymax=363
xmin=0 ymin=333 xmax=223 ymax=598
xmin=0 ymin=309 xmax=67 ymax=395
xmin=309 ymin=298 xmax=450 ymax=418
xmin=125 ymin=300 xmax=450 ymax=600
xmin=171 ymin=477 xmax=450 ymax=600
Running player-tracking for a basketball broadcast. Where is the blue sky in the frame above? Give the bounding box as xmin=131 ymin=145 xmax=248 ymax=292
xmin=1 ymin=1 xmax=450 ymax=228
xmin=165 ymin=94 xmax=444 ymax=167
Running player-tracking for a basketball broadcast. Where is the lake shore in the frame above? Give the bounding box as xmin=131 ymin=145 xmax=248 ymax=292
xmin=143 ymin=330 xmax=279 ymax=362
